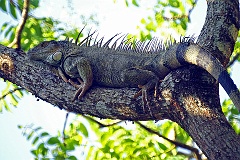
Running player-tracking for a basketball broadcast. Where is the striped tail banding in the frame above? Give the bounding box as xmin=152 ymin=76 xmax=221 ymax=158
xmin=175 ymin=43 xmax=240 ymax=112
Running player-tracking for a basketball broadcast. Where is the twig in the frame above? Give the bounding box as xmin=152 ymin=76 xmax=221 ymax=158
xmin=83 ymin=115 xmax=123 ymax=128
xmin=8 ymin=0 xmax=30 ymax=49
xmin=161 ymin=0 xmax=198 ymax=22
xmin=0 ymin=87 xmax=24 ymax=100
xmin=62 ymin=112 xmax=69 ymax=141
xmin=226 ymin=53 xmax=240 ymax=68
xmin=187 ymin=0 xmax=198 ymax=22
xmin=135 ymin=121 xmax=202 ymax=160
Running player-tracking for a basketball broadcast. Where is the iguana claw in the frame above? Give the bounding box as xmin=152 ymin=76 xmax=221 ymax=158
xmin=133 ymin=85 xmax=149 ymax=113
xmin=133 ymin=80 xmax=160 ymax=117
xmin=69 ymin=78 xmax=89 ymax=101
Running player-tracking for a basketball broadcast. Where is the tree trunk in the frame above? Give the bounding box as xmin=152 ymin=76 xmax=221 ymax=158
xmin=0 ymin=0 xmax=239 ymax=159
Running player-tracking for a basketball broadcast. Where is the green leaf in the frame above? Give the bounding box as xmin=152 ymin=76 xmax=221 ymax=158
xmin=34 ymin=126 xmax=42 ymax=132
xmin=27 ymin=131 xmax=34 ymax=140
xmin=132 ymin=0 xmax=139 ymax=7
xmin=140 ymin=18 xmax=146 ymax=24
xmin=14 ymin=88 xmax=24 ymax=98
xmin=40 ymin=132 xmax=49 ymax=137
xmin=64 ymin=141 xmax=75 ymax=151
xmin=10 ymin=31 xmax=15 ymax=42
xmin=9 ymin=93 xmax=18 ymax=106
xmin=180 ymin=20 xmax=187 ymax=30
xmin=47 ymin=137 xmax=60 ymax=145
xmin=125 ymin=0 xmax=129 ymax=7
xmin=148 ymin=141 xmax=154 ymax=147
xmin=68 ymin=156 xmax=77 ymax=160
xmin=86 ymin=146 xmax=95 ymax=159
xmin=4 ymin=25 xmax=14 ymax=37
xmin=32 ymin=136 xmax=39 ymax=145
xmin=9 ymin=2 xmax=18 ymax=19
xmin=169 ymin=0 xmax=180 ymax=8
xmin=101 ymin=145 xmax=110 ymax=153
xmin=37 ymin=143 xmax=48 ymax=156
xmin=158 ymin=142 xmax=168 ymax=150
xmin=146 ymin=21 xmax=156 ymax=32
xmin=3 ymin=99 xmax=10 ymax=112
xmin=0 ymin=0 xmax=7 ymax=12
xmin=122 ymin=138 xmax=134 ymax=143
xmin=30 ymin=0 xmax=40 ymax=8
xmin=17 ymin=125 xmax=23 ymax=129
xmin=78 ymin=123 xmax=88 ymax=137
xmin=31 ymin=149 xmax=37 ymax=156
xmin=1 ymin=22 xmax=8 ymax=32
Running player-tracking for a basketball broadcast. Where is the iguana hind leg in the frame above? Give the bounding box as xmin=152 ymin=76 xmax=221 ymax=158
xmin=121 ymin=67 xmax=159 ymax=115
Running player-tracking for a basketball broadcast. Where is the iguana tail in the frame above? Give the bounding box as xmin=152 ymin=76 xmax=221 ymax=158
xmin=168 ymin=42 xmax=240 ymax=111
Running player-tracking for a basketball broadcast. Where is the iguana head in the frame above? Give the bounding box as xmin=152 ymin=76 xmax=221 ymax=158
xmin=28 ymin=40 xmax=70 ymax=67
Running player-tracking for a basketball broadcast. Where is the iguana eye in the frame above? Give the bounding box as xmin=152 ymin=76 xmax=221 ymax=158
xmin=52 ymin=51 xmax=62 ymax=61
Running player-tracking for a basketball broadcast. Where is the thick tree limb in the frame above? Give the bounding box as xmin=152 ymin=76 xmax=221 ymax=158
xmin=197 ymin=0 xmax=239 ymax=66
xmin=0 ymin=45 xmax=170 ymax=120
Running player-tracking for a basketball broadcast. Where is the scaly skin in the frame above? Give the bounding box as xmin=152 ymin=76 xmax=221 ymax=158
xmin=27 ymin=36 xmax=240 ymax=113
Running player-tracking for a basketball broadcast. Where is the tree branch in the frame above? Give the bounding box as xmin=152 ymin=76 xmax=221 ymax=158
xmin=0 ymin=87 xmax=24 ymax=100
xmin=226 ymin=52 xmax=240 ymax=68
xmin=163 ymin=0 xmax=198 ymax=22
xmin=62 ymin=112 xmax=69 ymax=141
xmin=0 ymin=45 xmax=170 ymax=120
xmin=8 ymin=0 xmax=30 ymax=49
xmin=197 ymin=0 xmax=239 ymax=66
xmin=83 ymin=115 xmax=123 ymax=128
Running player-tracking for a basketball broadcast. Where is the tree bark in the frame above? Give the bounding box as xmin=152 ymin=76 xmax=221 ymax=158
xmin=0 ymin=0 xmax=239 ymax=159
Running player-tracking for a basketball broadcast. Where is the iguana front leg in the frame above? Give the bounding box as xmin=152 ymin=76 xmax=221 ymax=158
xmin=58 ymin=67 xmax=69 ymax=83
xmin=61 ymin=57 xmax=93 ymax=101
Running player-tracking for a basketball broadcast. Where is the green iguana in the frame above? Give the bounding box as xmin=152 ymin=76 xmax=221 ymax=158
xmin=27 ymin=31 xmax=240 ymax=113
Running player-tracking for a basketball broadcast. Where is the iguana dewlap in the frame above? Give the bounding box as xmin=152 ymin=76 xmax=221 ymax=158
xmin=28 ymin=35 xmax=240 ymax=112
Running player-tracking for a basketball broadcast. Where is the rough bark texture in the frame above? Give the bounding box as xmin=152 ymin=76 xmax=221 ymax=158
xmin=165 ymin=66 xmax=240 ymax=159
xmin=197 ymin=0 xmax=239 ymax=66
xmin=0 ymin=0 xmax=240 ymax=159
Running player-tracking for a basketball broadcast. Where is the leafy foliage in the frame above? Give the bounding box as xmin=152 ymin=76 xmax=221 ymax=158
xmin=18 ymin=123 xmax=85 ymax=160
xmin=0 ymin=79 xmax=24 ymax=112
xmin=222 ymin=99 xmax=240 ymax=134
xmin=125 ymin=0 xmax=198 ymax=41
xmin=19 ymin=117 xmax=195 ymax=159
xmin=0 ymin=0 xmax=80 ymax=112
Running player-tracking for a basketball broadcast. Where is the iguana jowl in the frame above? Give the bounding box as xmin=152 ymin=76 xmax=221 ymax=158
xmin=28 ymin=33 xmax=240 ymax=112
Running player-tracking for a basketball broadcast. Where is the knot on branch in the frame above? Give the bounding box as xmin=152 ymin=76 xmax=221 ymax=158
xmin=0 ymin=54 xmax=14 ymax=74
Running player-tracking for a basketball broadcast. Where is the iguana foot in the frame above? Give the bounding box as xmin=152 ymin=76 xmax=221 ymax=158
xmin=133 ymin=80 xmax=160 ymax=117
xmin=133 ymin=84 xmax=150 ymax=114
